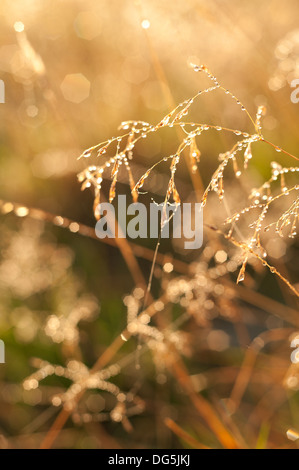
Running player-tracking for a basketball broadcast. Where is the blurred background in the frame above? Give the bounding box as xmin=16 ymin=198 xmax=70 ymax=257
xmin=0 ymin=0 xmax=298 ymax=449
